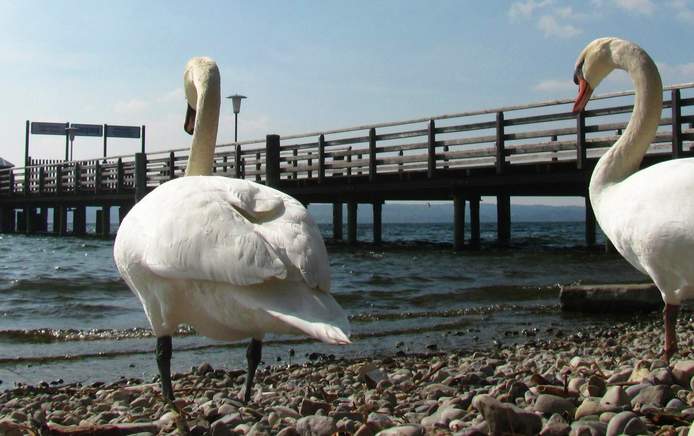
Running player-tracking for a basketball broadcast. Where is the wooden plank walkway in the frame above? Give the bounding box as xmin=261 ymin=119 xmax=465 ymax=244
xmin=2 ymin=82 xmax=693 ymax=248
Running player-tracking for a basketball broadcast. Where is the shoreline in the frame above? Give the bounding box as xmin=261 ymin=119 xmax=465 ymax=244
xmin=1 ymin=311 xmax=692 ymax=435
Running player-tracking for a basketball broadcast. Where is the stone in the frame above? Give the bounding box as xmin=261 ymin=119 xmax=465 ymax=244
xmin=299 ymin=398 xmax=330 ymax=416
xmin=606 ymin=411 xmax=637 ymax=436
xmin=540 ymin=413 xmax=570 ymax=436
xmin=672 ymin=360 xmax=694 ymax=387
xmin=375 ymin=424 xmax=425 ymax=436
xmin=196 ymin=362 xmax=213 ymax=375
xmin=559 ymin=283 xmax=663 ymax=313
xmin=354 ymin=423 xmax=376 ymax=436
xmin=621 ymin=417 xmax=648 ymax=435
xmin=666 ymin=398 xmax=686 ymax=411
xmin=296 ymin=415 xmax=336 ymax=436
xmin=606 ymin=368 xmax=632 ymax=384
xmin=575 ymin=399 xmax=602 ymax=420
xmin=420 ymin=406 xmax=465 ymax=428
xmin=631 ymin=384 xmax=674 ymax=410
xmin=472 ymin=394 xmax=542 ymax=436
xmin=276 ymin=427 xmax=300 ymax=436
xmin=600 ymin=386 xmax=630 ymax=412
xmin=569 ymin=421 xmax=607 ymax=436
xmin=272 ymin=406 xmax=300 ymax=419
xmin=534 ymin=394 xmax=577 ymax=417
xmin=359 ymin=363 xmax=387 ymax=389
xmin=647 ymin=367 xmax=674 ymax=385
xmin=211 ymin=413 xmax=243 ymax=436
xmin=366 ymin=413 xmax=394 ymax=431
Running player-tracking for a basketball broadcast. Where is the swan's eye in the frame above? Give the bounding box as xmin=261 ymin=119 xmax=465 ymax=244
xmin=573 ymin=60 xmax=585 ymax=85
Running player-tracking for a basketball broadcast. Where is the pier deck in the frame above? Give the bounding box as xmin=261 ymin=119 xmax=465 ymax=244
xmin=2 ymin=83 xmax=694 ymax=249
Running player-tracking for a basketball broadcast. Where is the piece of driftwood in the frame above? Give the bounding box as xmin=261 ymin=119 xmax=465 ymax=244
xmin=559 ymin=283 xmax=662 ymax=313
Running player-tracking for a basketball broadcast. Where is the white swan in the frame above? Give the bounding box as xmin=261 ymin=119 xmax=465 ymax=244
xmin=573 ymin=37 xmax=693 ymax=361
xmin=113 ymin=57 xmax=350 ymax=402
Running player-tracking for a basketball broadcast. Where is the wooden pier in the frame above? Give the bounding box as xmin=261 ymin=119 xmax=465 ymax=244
xmin=2 ymin=83 xmax=694 ymax=249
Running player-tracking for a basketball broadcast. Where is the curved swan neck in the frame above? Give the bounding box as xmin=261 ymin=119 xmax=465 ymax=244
xmin=185 ymin=62 xmax=221 ymax=177
xmin=589 ymin=43 xmax=662 ymax=198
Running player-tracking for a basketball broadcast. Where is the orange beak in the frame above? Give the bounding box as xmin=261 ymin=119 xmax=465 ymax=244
xmin=573 ymin=78 xmax=592 ymax=113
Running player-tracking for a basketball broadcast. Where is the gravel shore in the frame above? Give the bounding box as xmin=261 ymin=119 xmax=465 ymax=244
xmin=1 ymin=310 xmax=693 ymax=435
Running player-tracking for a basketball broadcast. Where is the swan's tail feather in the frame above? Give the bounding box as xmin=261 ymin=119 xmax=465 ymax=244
xmin=267 ymin=310 xmax=351 ymax=345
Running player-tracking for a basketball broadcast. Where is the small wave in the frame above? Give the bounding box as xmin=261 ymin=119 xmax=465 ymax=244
xmin=0 ymin=277 xmax=128 ymax=294
xmin=0 ymin=326 xmax=196 ymax=343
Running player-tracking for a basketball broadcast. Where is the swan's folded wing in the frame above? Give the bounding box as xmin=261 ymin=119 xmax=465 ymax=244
xmin=138 ymin=179 xmax=287 ymax=286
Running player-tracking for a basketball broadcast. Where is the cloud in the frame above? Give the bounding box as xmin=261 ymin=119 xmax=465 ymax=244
xmin=509 ymin=0 xmax=584 ymax=38
xmin=537 ymin=15 xmax=582 ymax=38
xmin=613 ymin=0 xmax=656 ymax=14
xmin=534 ymin=79 xmax=575 ymax=93
xmin=508 ymin=0 xmax=553 ymax=20
xmin=114 ymin=98 xmax=149 ymax=114
xmin=671 ymin=0 xmax=694 ymax=23
xmin=657 ymin=61 xmax=694 ymax=83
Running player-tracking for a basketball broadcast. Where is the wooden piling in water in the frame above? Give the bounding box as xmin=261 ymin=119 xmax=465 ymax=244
xmin=585 ymin=196 xmax=596 ymax=247
xmin=469 ymin=196 xmax=481 ymax=250
xmin=453 ymin=194 xmax=465 ymax=251
xmin=497 ymin=194 xmax=511 ymax=246
xmin=347 ymin=202 xmax=357 ymax=245
xmin=332 ymin=202 xmax=343 ymax=240
xmin=73 ymin=206 xmax=86 ymax=236
xmin=373 ymin=201 xmax=382 ymax=244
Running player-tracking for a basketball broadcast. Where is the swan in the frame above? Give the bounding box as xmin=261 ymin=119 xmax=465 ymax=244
xmin=113 ymin=57 xmax=350 ymax=403
xmin=573 ymin=37 xmax=693 ymax=362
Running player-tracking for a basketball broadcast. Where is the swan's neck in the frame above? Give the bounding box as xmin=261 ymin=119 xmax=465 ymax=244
xmin=185 ymin=70 xmax=221 ymax=176
xmin=589 ymin=47 xmax=662 ymax=202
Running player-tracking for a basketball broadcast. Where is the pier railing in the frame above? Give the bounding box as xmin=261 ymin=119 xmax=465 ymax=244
xmin=2 ymin=82 xmax=693 ymax=196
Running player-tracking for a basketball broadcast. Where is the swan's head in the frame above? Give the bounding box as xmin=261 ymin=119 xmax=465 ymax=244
xmin=572 ymin=37 xmax=624 ymax=113
xmin=183 ymin=56 xmax=220 ymax=135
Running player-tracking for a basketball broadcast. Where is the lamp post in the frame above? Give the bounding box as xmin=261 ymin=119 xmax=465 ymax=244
xmin=226 ymin=94 xmax=246 ymax=142
xmin=65 ymin=126 xmax=78 ymax=161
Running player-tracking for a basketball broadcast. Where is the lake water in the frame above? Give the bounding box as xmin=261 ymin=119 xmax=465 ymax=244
xmin=0 ymin=222 xmax=647 ymax=387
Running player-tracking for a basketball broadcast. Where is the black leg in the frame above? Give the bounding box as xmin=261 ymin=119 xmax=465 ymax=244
xmin=244 ymin=338 xmax=263 ymax=403
xmin=156 ymin=336 xmax=174 ymax=402
xmin=663 ymin=304 xmax=680 ymax=363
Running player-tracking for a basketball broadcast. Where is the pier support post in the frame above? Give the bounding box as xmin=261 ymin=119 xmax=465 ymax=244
xmin=54 ymin=206 xmax=67 ymax=235
xmin=332 ymin=202 xmax=343 ymax=241
xmin=23 ymin=207 xmax=32 ymax=235
xmin=17 ymin=211 xmax=25 ymax=233
xmin=347 ymin=201 xmax=358 ymax=245
xmin=0 ymin=208 xmax=14 ymax=233
xmin=73 ymin=206 xmax=86 ymax=236
xmin=496 ymin=193 xmax=511 ymax=246
xmin=453 ymin=194 xmax=466 ymax=251
xmin=100 ymin=206 xmax=111 ymax=238
xmin=373 ymin=201 xmax=382 ymax=244
xmin=585 ymin=196 xmax=596 ymax=247
xmin=37 ymin=208 xmax=48 ymax=233
xmin=470 ymin=195 xmax=481 ymax=250
xmin=119 ymin=204 xmax=131 ymax=224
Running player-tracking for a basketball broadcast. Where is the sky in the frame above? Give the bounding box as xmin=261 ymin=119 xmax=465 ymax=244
xmin=1 ymin=0 xmax=693 ymax=205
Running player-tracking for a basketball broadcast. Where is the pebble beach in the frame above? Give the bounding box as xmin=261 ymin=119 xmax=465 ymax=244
xmin=1 ymin=308 xmax=692 ymax=435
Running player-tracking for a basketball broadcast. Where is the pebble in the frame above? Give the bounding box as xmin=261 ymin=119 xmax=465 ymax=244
xmin=0 ymin=312 xmax=690 ymax=435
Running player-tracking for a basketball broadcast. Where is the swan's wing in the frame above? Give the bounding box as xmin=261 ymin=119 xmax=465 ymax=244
xmin=134 ymin=177 xmax=288 ymax=286
xmin=254 ymin=188 xmax=332 ymax=291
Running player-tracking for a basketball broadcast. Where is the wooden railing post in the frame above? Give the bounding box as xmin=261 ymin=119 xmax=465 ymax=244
xmin=672 ymin=88 xmax=682 ymax=158
xmin=576 ymin=110 xmax=587 ymax=169
xmin=369 ymin=128 xmax=377 ymax=181
xmin=55 ymin=165 xmax=63 ymax=194
xmin=265 ymin=134 xmax=281 ymax=188
xmin=73 ymin=163 xmax=81 ymax=193
xmin=495 ymin=112 xmax=505 ymax=174
xmin=168 ymin=151 xmax=176 ymax=180
xmin=116 ymin=158 xmax=124 ymax=193
xmin=255 ymin=152 xmax=262 ymax=182
xmin=134 ymin=153 xmax=147 ymax=201
xmin=318 ymin=134 xmax=326 ymax=183
xmin=94 ymin=160 xmax=101 ymax=194
xmin=292 ymin=148 xmax=298 ymax=180
xmin=234 ymin=144 xmax=242 ymax=178
xmin=38 ymin=167 xmax=45 ymax=194
xmin=427 ymin=119 xmax=436 ymax=178
xmin=23 ymin=165 xmax=30 ymax=195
